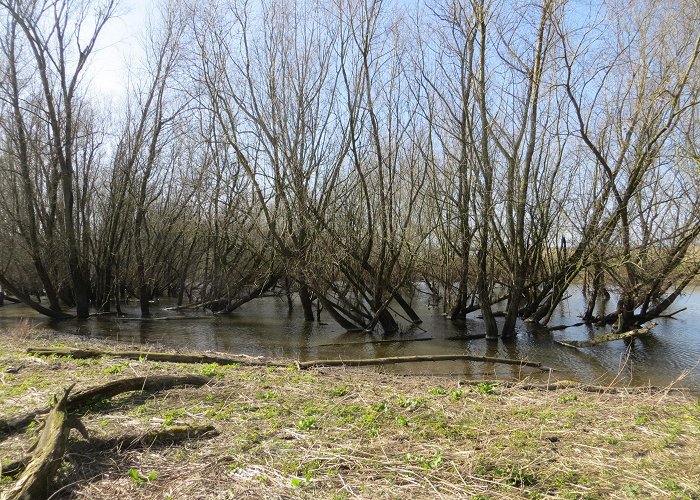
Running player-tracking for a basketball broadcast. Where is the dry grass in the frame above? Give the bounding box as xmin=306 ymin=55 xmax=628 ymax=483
xmin=0 ymin=329 xmax=698 ymax=499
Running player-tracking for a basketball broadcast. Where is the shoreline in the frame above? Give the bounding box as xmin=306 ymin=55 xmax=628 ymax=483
xmin=1 ymin=327 xmax=699 ymax=498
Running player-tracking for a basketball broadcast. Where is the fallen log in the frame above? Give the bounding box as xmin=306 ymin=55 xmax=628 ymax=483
xmin=0 ymin=375 xmax=210 ymax=437
xmin=2 ymin=388 xmax=73 ymax=500
xmin=316 ymin=338 xmax=433 ymax=347
xmin=555 ymin=323 xmax=656 ymax=348
xmin=1 ymin=424 xmax=218 ymax=480
xmin=26 ymin=347 xmax=284 ymax=367
xmin=457 ymin=379 xmax=685 ymax=394
xmin=297 ymin=354 xmax=546 ymax=370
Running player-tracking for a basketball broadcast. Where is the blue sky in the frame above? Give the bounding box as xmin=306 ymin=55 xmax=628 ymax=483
xmin=87 ymin=0 xmax=150 ymax=98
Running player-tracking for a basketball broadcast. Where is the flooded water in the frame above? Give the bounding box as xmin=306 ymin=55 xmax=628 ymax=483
xmin=1 ymin=287 xmax=699 ymax=392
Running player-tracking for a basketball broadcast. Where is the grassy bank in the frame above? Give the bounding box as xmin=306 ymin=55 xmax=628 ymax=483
xmin=1 ymin=326 xmax=698 ymax=499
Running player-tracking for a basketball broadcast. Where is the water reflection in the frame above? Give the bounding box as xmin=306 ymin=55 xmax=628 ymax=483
xmin=0 ymin=287 xmax=698 ymax=392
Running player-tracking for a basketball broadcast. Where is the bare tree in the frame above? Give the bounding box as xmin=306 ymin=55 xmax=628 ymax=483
xmin=0 ymin=0 xmax=116 ymax=317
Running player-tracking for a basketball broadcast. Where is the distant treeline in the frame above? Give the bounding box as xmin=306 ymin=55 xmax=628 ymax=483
xmin=0 ymin=0 xmax=698 ymax=338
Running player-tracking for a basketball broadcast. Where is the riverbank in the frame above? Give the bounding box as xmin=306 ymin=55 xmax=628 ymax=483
xmin=1 ymin=325 xmax=698 ymax=499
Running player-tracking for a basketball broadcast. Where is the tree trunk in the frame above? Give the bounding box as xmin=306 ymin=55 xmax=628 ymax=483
xmin=299 ymin=283 xmax=315 ymax=321
xmin=297 ymin=353 xmax=544 ymax=369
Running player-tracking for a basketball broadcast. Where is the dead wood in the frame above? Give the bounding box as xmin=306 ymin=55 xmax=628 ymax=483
xmin=26 ymin=346 xmax=284 ymax=367
xmin=315 ymin=338 xmax=433 ymax=347
xmin=547 ymin=322 xmax=585 ymax=331
xmin=1 ymin=387 xmax=73 ymax=500
xmin=458 ymin=379 xmax=686 ymax=394
xmin=0 ymin=375 xmax=210 ymax=438
xmin=297 ymin=354 xmax=545 ymax=370
xmin=555 ymin=323 xmax=656 ymax=348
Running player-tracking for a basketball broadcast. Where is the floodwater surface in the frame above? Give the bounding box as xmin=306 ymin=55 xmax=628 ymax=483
xmin=1 ymin=286 xmax=699 ymax=392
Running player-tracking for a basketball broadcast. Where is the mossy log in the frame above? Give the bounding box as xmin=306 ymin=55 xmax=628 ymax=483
xmin=555 ymin=323 xmax=656 ymax=348
xmin=26 ymin=346 xmax=283 ymax=367
xmin=297 ymin=354 xmax=545 ymax=370
xmin=2 ymin=388 xmax=73 ymax=500
xmin=0 ymin=375 xmax=210 ymax=437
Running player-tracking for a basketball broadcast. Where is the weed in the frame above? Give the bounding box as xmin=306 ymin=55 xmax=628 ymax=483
xmin=634 ymin=414 xmax=649 ymax=425
xmin=397 ymin=397 xmax=425 ymax=411
xmin=428 ymin=387 xmax=447 ymax=395
xmin=330 ymin=385 xmax=349 ymax=397
xmin=660 ymin=479 xmax=683 ymax=492
xmin=623 ymin=484 xmax=641 ymax=497
xmin=403 ymin=450 xmax=443 ymax=470
xmin=511 ymin=407 xmax=535 ymax=418
xmin=161 ymin=408 xmax=185 ymax=426
xmin=558 ymin=394 xmax=578 ymax=404
xmin=129 ymin=468 xmax=158 ymax=486
xmin=200 ymin=362 xmax=220 ymax=377
xmin=258 ymin=390 xmax=277 ymax=400
xmin=297 ymin=416 xmax=318 ymax=431
xmin=475 ymin=382 xmax=497 ymax=395
xmin=104 ymin=362 xmax=129 ymax=374
xmin=450 ymin=390 xmax=464 ymax=400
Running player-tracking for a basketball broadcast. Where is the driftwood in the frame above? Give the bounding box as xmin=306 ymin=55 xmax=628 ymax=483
xmin=297 ymin=354 xmax=546 ymax=370
xmin=457 ymin=379 xmax=685 ymax=394
xmin=316 ymin=337 xmax=433 ymax=347
xmin=0 ymin=374 xmax=210 ymax=437
xmin=2 ymin=388 xmax=74 ymax=500
xmin=547 ymin=322 xmax=585 ymax=332
xmin=26 ymin=346 xmax=284 ymax=367
xmin=556 ymin=323 xmax=656 ymax=348
xmin=0 ymin=424 xmax=218 ymax=480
